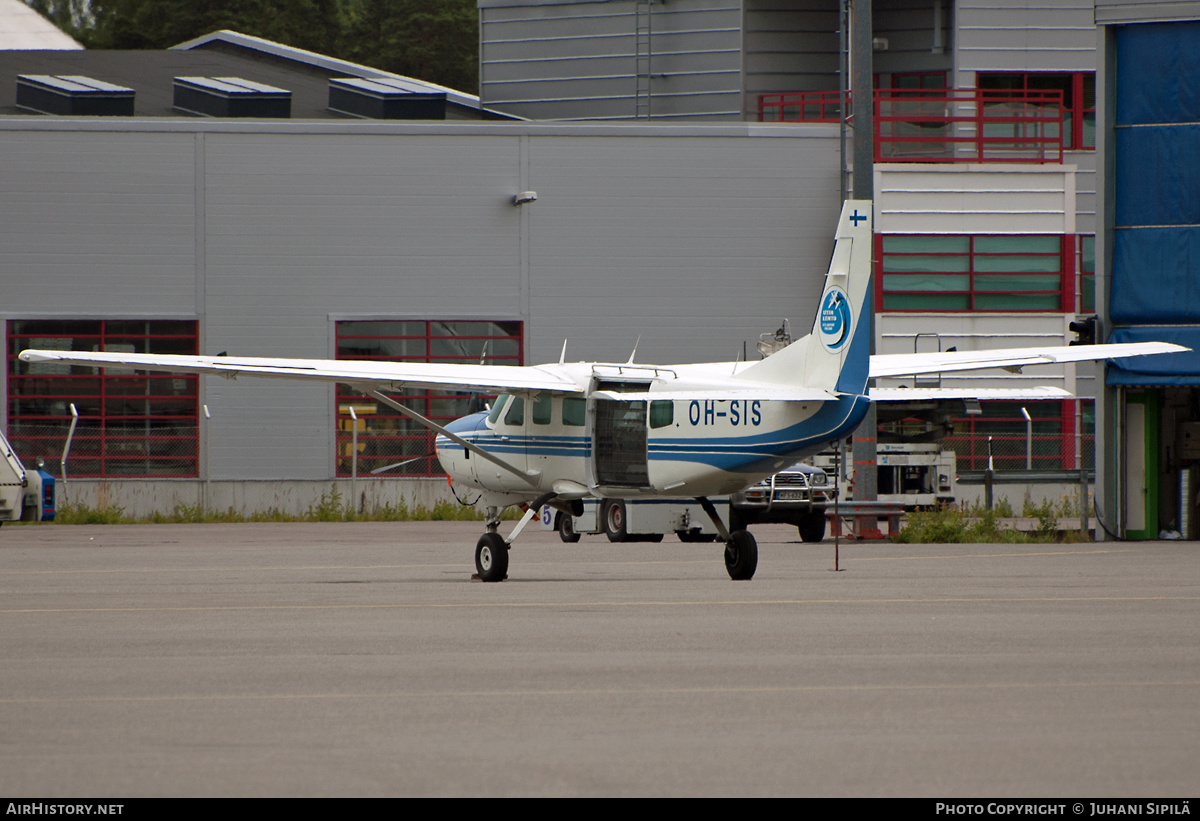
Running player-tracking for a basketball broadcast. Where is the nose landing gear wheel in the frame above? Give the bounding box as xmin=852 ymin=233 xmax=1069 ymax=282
xmin=475 ymin=532 xmax=509 ymax=582
xmin=724 ymin=530 xmax=758 ymax=580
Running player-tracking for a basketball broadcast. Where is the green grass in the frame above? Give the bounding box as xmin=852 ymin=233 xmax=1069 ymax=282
xmin=892 ymin=503 xmax=1090 ymax=544
xmin=34 ymin=484 xmax=506 ymax=525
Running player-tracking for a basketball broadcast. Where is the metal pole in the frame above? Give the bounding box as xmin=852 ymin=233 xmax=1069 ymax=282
xmin=349 ymin=407 xmax=358 ymax=512
xmin=60 ymin=403 xmax=78 ymax=505
xmin=838 ymin=0 xmax=849 ymax=202
xmin=833 ymin=439 xmax=843 ymax=572
xmin=1021 ymin=406 xmax=1033 ymax=470
xmin=985 ymin=435 xmax=994 ymax=510
xmin=1081 ymin=466 xmax=1090 ymax=538
xmin=850 ymin=0 xmax=874 ymax=201
xmin=849 ymin=0 xmax=877 ymax=503
xmin=202 ymin=404 xmax=211 ymax=513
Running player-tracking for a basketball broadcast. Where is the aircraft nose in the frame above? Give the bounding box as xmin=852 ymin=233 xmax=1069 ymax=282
xmin=437 ymin=411 xmax=488 ymax=458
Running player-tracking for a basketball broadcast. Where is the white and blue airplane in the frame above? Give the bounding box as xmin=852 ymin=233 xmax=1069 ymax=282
xmin=19 ymin=201 xmax=1184 ymax=581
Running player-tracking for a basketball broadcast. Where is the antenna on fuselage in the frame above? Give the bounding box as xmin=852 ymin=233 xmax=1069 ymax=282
xmin=559 ymin=339 xmax=567 ymax=365
xmin=627 ymin=336 xmax=641 ymax=365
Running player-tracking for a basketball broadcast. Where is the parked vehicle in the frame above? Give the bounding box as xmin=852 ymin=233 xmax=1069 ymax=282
xmin=543 ymin=498 xmax=719 ymax=543
xmin=730 ymin=462 xmax=830 ymax=542
xmin=542 ymin=464 xmax=832 ymax=544
xmin=0 ymin=428 xmax=54 ymax=524
xmin=812 ymin=443 xmax=956 ymax=509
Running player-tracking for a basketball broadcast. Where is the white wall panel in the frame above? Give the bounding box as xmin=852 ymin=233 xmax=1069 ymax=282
xmin=957 ymin=0 xmax=1097 ymax=72
xmin=525 ymin=127 xmax=841 ymax=364
xmin=875 ymin=163 xmax=1076 ymax=234
xmin=0 ymin=131 xmax=195 ymax=313
xmin=1095 ymin=0 xmax=1200 ymax=23
xmin=481 ymin=0 xmax=743 ymax=120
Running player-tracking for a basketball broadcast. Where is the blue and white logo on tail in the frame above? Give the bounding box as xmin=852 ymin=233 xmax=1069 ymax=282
xmin=818 ymin=286 xmax=853 ymax=353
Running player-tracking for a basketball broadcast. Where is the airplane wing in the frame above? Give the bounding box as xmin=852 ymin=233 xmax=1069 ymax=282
xmin=869 ymin=341 xmax=1188 ymax=379
xmin=595 ymin=388 xmax=837 ymax=401
xmin=18 ymin=349 xmax=838 ymax=402
xmin=869 ymin=386 xmax=1073 ymax=401
xmin=17 ymin=350 xmax=582 ymax=395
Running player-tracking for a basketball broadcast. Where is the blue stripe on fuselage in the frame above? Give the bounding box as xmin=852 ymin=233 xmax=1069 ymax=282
xmin=437 ymin=395 xmax=869 ymax=475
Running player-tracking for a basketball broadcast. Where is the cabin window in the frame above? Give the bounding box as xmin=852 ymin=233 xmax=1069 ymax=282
xmin=6 ymin=319 xmax=199 ymax=477
xmin=650 ymin=400 xmax=673 ymax=429
xmin=563 ymin=397 xmax=586 ymax=427
xmin=532 ymin=395 xmax=552 ymax=425
xmin=335 ymin=319 xmax=523 ymax=476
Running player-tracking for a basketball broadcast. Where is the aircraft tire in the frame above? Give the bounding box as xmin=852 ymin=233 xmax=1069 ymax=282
xmin=475 ymin=532 xmax=509 ymax=582
xmin=798 ymin=512 xmax=827 ymax=543
xmin=603 ymin=500 xmax=627 ymax=542
xmin=724 ymin=530 xmax=758 ymax=580
xmin=557 ymin=512 xmax=581 ymax=544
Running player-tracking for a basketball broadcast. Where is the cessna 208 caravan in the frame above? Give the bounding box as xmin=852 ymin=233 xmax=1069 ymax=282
xmin=20 ymin=200 xmax=1184 ymax=582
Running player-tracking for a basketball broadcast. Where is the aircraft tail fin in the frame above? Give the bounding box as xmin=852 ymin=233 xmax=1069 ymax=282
xmin=737 ymin=199 xmax=873 ymax=395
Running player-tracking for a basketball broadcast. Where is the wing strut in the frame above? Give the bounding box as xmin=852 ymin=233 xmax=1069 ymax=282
xmin=364 ymin=388 xmax=541 ymax=488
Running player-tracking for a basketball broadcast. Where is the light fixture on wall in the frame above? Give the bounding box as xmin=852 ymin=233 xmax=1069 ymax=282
xmin=512 ymin=191 xmax=538 ymax=205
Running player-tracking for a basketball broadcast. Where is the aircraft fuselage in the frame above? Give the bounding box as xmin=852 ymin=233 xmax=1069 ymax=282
xmin=435 ymin=361 xmax=869 ymax=505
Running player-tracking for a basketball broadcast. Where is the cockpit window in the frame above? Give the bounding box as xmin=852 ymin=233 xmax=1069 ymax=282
xmin=487 ymin=394 xmax=509 ymax=425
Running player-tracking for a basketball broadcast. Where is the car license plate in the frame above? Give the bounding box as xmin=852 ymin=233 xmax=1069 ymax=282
xmin=775 ymin=490 xmax=806 ymax=501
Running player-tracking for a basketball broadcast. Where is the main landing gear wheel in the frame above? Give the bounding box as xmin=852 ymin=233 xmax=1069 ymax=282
xmin=724 ymin=530 xmax=758 ymax=580
xmin=475 ymin=532 xmax=509 ymax=582
xmin=557 ymin=512 xmax=581 ymax=544
xmin=603 ymin=500 xmax=628 ymax=543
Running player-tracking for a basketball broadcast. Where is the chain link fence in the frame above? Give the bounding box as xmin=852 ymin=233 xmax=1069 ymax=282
xmin=944 ymin=429 xmax=1095 ymax=472
xmin=5 ymin=420 xmax=198 ymax=478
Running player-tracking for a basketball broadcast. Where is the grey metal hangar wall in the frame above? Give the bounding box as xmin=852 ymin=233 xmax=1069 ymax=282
xmin=0 ymin=118 xmax=840 ymax=481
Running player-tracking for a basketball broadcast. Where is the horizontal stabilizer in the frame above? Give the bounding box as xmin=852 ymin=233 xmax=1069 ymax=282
xmin=870 ymin=342 xmax=1189 ymax=379
xmin=869 ymin=386 xmax=1073 ymax=401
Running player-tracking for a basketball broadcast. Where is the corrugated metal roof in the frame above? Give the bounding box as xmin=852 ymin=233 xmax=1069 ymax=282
xmin=0 ymin=48 xmax=511 ymax=119
xmin=172 ymin=30 xmax=485 ymax=112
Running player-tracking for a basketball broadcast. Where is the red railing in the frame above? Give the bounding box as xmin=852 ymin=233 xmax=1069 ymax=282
xmin=760 ymin=90 xmax=849 ymax=124
xmin=759 ymin=88 xmax=1066 ymax=164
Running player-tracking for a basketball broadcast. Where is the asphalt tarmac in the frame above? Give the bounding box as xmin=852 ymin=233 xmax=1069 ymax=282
xmin=0 ymin=521 xmax=1196 ymax=797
